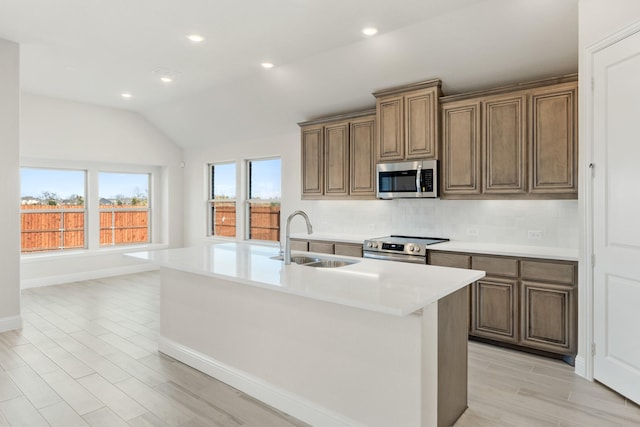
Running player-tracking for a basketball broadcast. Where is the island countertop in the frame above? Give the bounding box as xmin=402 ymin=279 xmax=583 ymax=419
xmin=129 ymin=242 xmax=485 ymax=317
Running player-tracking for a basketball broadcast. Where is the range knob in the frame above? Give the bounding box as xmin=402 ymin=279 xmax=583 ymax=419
xmin=372 ymin=242 xmax=378 ymax=248
xmin=415 ymin=246 xmax=421 ymax=253
xmin=408 ymin=245 xmax=415 ymax=252
xmin=367 ymin=242 xmax=372 ymax=248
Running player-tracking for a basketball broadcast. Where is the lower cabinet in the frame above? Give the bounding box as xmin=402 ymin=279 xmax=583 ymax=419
xmin=290 ymin=238 xmax=363 ymax=257
xmin=520 ymin=281 xmax=575 ymax=354
xmin=471 ymin=278 xmax=519 ymax=344
xmin=429 ymin=251 xmax=577 ymax=357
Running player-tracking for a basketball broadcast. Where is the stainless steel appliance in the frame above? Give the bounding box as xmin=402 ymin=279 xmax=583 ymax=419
xmin=363 ymin=235 xmax=449 ymax=264
xmin=376 ymin=160 xmax=438 ymax=199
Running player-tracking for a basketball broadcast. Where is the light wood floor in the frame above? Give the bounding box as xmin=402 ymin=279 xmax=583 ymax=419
xmin=0 ymin=272 xmax=638 ymax=426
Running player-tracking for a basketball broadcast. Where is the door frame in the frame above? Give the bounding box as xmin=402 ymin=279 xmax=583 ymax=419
xmin=580 ymin=19 xmax=640 ymax=381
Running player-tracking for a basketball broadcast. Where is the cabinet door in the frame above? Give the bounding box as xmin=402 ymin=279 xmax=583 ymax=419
xmin=521 ymin=281 xmax=576 ymax=355
xmin=441 ymin=101 xmax=482 ymax=196
xmin=529 ymin=82 xmax=577 ymax=195
xmin=471 ymin=278 xmax=519 ymax=343
xmin=405 ymin=88 xmax=438 ymax=159
xmin=376 ymin=95 xmax=405 ymax=161
xmin=324 ymin=122 xmax=349 ymax=196
xmin=350 ymin=116 xmax=376 ymax=197
xmin=483 ymin=94 xmax=527 ymax=193
xmin=301 ymin=125 xmax=324 ymax=197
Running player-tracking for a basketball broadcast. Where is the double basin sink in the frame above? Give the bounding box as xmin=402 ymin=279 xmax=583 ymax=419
xmin=271 ymin=254 xmax=358 ymax=268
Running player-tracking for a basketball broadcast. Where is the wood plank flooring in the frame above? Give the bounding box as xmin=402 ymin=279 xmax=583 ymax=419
xmin=0 ymin=271 xmax=637 ymax=426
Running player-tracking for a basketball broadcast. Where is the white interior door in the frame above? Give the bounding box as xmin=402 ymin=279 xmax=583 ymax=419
xmin=592 ymin=29 xmax=640 ymax=405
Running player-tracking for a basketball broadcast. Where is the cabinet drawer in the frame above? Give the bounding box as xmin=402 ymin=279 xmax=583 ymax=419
xmin=334 ymin=243 xmax=363 ymax=257
xmin=472 ymin=256 xmax=518 ymax=278
xmin=289 ymin=239 xmax=309 ymax=252
xmin=521 ymin=260 xmax=576 ymax=285
xmin=429 ymin=252 xmax=471 ymax=269
xmin=309 ymin=241 xmax=335 ymax=254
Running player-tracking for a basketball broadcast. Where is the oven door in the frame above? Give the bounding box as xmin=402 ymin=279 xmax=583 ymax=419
xmin=363 ymin=251 xmax=426 ymax=264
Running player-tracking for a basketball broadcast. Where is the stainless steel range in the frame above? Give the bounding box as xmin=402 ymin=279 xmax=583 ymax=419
xmin=363 ymin=235 xmax=449 ymax=264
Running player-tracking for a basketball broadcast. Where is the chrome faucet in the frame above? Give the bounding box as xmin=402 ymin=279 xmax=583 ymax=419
xmin=284 ymin=210 xmax=313 ymax=265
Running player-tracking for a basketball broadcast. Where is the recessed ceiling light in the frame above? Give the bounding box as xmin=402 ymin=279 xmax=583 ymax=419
xmin=187 ymin=34 xmax=205 ymax=43
xmin=121 ymin=92 xmax=132 ymax=99
xmin=362 ymin=27 xmax=378 ymax=36
xmin=261 ymin=62 xmax=274 ymax=69
xmin=160 ymin=76 xmax=173 ymax=83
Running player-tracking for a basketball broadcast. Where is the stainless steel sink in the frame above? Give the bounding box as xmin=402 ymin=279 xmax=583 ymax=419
xmin=270 ymin=255 xmax=322 ymax=264
xmin=303 ymin=259 xmax=357 ymax=268
xmin=270 ymin=255 xmax=358 ymax=268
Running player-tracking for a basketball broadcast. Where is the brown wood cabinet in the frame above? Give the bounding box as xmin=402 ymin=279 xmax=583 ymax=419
xmin=441 ymin=100 xmax=482 ymax=196
xmin=373 ymin=80 xmax=441 ymax=162
xmin=472 ymin=278 xmax=519 ymax=344
xmin=428 ymin=250 xmax=577 ymax=357
xmin=529 ymin=82 xmax=578 ymax=194
xmin=440 ymin=75 xmax=577 ymax=200
xmin=290 ymin=238 xmax=363 ymax=257
xmin=483 ymin=93 xmax=527 ymax=194
xmin=301 ymin=125 xmax=324 ymax=196
xmin=299 ymin=110 xmax=376 ymax=199
xmin=324 ymin=121 xmax=349 ymax=196
xmin=349 ymin=116 xmax=376 ymax=196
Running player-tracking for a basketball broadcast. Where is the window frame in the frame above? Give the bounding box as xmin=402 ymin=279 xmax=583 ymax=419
xmin=20 ymin=158 xmax=162 ymax=257
xmin=19 ymin=167 xmax=88 ymax=253
xmin=245 ymin=156 xmax=281 ymax=243
xmin=98 ymin=171 xmax=152 ymax=247
xmin=207 ymin=161 xmax=238 ymax=239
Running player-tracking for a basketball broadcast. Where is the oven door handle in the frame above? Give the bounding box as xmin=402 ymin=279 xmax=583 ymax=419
xmin=363 ymin=251 xmax=426 ymax=264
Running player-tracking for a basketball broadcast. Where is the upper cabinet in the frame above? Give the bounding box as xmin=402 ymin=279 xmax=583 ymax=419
xmin=440 ymin=75 xmax=578 ymax=200
xmin=529 ymin=82 xmax=577 ymax=194
xmin=373 ymin=80 xmax=441 ymax=162
xmin=299 ymin=111 xmax=376 ymax=199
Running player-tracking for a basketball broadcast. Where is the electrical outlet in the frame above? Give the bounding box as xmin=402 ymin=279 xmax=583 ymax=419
xmin=528 ymin=230 xmax=543 ymax=240
xmin=467 ymin=226 xmax=479 ymax=237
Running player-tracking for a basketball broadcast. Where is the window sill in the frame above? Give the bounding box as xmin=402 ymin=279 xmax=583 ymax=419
xmin=20 ymin=243 xmax=170 ymax=263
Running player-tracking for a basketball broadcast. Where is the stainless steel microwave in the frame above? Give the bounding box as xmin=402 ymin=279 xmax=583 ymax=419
xmin=376 ymin=160 xmax=439 ymax=199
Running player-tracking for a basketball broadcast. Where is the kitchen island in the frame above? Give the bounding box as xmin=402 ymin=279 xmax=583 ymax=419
xmin=130 ymin=242 xmax=485 ymax=427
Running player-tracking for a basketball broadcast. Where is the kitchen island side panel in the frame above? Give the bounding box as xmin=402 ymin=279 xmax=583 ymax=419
xmin=160 ymin=267 xmax=431 ymax=427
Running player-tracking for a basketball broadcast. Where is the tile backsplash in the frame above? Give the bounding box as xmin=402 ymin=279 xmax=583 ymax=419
xmin=297 ymin=198 xmax=579 ymax=248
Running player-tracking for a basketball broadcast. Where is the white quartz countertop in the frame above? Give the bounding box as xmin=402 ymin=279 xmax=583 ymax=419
xmin=129 ymin=243 xmax=485 ymax=317
xmin=427 ymin=241 xmax=578 ymax=261
xmin=290 ymin=233 xmax=578 ymax=261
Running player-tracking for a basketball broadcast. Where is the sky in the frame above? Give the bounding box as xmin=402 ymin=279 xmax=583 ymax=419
xmin=213 ymin=158 xmax=281 ymax=200
xmin=20 ymin=168 xmax=149 ymax=199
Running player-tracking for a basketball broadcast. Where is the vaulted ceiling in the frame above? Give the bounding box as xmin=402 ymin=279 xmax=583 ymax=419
xmin=0 ymin=0 xmax=578 ymax=148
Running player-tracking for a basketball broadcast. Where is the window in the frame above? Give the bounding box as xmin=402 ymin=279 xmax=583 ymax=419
xmin=20 ymin=168 xmax=86 ymax=253
xmin=99 ymin=172 xmax=150 ymax=246
xmin=247 ymin=158 xmax=281 ymax=242
xmin=208 ymin=162 xmax=237 ymax=237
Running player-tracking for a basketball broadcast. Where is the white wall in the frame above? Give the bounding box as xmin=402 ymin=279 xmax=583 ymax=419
xmin=20 ymin=93 xmax=184 ymax=287
xmin=575 ymin=0 xmax=640 ymax=379
xmin=183 ymin=129 xmax=578 ymax=250
xmin=0 ymin=39 xmax=21 ymax=332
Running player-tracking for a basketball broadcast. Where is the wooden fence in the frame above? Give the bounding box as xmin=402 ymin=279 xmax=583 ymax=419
xmin=20 ymin=204 xmax=149 ymax=252
xmin=213 ymin=203 xmax=280 ymax=241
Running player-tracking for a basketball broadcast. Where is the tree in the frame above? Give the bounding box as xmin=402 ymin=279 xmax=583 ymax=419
xmin=41 ymin=191 xmax=59 ymax=206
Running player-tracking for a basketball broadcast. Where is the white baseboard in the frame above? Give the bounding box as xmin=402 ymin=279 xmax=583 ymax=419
xmin=574 ymin=355 xmax=588 ymax=379
xmin=20 ymin=264 xmax=158 ymax=289
xmin=0 ymin=316 xmax=23 ymax=333
xmin=158 ymin=336 xmax=362 ymax=427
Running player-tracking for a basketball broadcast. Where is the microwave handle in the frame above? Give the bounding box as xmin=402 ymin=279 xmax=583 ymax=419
xmin=416 ymin=164 xmax=422 ymax=193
